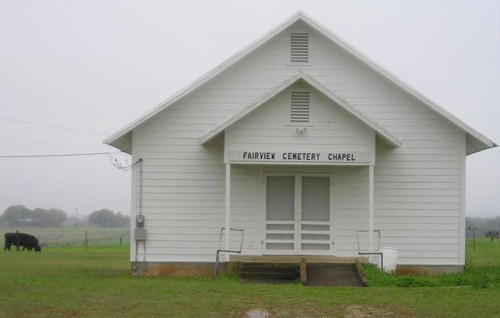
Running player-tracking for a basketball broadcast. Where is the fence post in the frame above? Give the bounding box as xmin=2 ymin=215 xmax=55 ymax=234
xmin=16 ymin=230 xmax=19 ymax=251
xmin=473 ymin=228 xmax=476 ymax=251
xmin=85 ymin=229 xmax=88 ymax=252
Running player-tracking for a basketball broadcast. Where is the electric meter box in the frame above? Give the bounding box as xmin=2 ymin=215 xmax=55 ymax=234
xmin=135 ymin=228 xmax=147 ymax=241
xmin=136 ymin=214 xmax=145 ymax=228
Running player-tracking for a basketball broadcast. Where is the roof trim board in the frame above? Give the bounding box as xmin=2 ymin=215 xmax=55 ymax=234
xmin=103 ymin=12 xmax=305 ymax=149
xmin=294 ymin=12 xmax=496 ymax=152
xmin=198 ymin=72 xmax=402 ymax=147
xmin=104 ymin=11 xmax=496 ymax=154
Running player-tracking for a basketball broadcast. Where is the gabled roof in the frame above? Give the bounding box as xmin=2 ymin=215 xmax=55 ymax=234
xmin=198 ymin=72 xmax=402 ymax=147
xmin=104 ymin=11 xmax=496 ymax=154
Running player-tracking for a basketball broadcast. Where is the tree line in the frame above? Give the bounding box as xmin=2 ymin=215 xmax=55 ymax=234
xmin=87 ymin=209 xmax=129 ymax=227
xmin=1 ymin=205 xmax=66 ymax=227
xmin=0 ymin=205 xmax=129 ymax=227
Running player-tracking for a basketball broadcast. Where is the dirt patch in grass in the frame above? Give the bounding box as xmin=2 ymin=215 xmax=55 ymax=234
xmin=344 ymin=304 xmax=410 ymax=318
xmin=244 ymin=306 xmax=331 ymax=318
xmin=244 ymin=309 xmax=273 ymax=318
xmin=243 ymin=305 xmax=407 ymax=318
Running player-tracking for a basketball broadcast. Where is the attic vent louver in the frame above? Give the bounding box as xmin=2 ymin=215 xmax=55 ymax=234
xmin=290 ymin=32 xmax=309 ymax=63
xmin=290 ymin=91 xmax=310 ymax=123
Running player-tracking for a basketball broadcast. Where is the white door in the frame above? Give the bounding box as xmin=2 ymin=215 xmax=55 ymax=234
xmin=264 ymin=174 xmax=333 ymax=255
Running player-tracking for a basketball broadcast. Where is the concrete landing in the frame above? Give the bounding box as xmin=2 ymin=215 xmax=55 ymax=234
xmin=305 ymin=263 xmax=365 ymax=287
xmin=230 ymin=255 xmax=362 ymax=264
xmin=230 ymin=256 xmax=367 ymax=287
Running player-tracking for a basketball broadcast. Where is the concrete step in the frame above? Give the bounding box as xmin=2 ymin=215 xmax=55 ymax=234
xmin=238 ymin=263 xmax=300 ymax=283
xmin=305 ymin=263 xmax=366 ymax=287
xmin=233 ymin=258 xmax=367 ymax=287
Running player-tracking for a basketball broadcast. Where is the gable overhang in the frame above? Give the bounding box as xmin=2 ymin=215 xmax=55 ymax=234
xmin=103 ymin=12 xmax=309 ymax=153
xmin=466 ymin=134 xmax=497 ymax=155
xmin=104 ymin=11 xmax=496 ymax=155
xmin=198 ymin=72 xmax=402 ymax=148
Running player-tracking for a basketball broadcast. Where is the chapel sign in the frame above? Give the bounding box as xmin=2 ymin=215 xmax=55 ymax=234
xmin=228 ymin=151 xmax=372 ymax=165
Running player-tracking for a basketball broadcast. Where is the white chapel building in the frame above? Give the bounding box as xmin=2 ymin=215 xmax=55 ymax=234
xmin=105 ymin=12 xmax=496 ymax=275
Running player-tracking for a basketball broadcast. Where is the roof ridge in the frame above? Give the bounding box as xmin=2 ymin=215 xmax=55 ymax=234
xmin=104 ymin=12 xmax=495 ymax=154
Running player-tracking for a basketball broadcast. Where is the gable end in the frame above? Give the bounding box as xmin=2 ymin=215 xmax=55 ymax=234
xmin=105 ymin=12 xmax=495 ymax=155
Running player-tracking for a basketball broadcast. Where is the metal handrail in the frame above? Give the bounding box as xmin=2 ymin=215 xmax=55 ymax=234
xmin=214 ymin=227 xmax=245 ymax=277
xmin=356 ymin=229 xmax=383 ymax=270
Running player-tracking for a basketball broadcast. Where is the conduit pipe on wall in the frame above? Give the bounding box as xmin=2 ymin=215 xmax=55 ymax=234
xmin=133 ymin=158 xmax=146 ymax=273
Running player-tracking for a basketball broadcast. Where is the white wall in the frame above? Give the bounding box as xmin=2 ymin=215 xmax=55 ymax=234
xmin=129 ymin=19 xmax=466 ymax=266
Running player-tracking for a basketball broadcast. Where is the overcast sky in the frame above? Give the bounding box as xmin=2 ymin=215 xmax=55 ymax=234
xmin=1 ymin=0 xmax=499 ymax=218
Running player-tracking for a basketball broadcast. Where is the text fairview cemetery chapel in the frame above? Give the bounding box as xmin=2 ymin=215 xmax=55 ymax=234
xmin=105 ymin=12 xmax=496 ymax=275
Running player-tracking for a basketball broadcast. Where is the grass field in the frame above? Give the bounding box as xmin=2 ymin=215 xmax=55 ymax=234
xmin=1 ymin=238 xmax=499 ymax=317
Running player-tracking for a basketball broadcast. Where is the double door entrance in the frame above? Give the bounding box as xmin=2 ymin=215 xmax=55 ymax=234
xmin=264 ymin=174 xmax=333 ymax=255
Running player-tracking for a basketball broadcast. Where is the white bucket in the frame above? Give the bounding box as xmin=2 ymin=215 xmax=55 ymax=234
xmin=380 ymin=247 xmax=398 ymax=272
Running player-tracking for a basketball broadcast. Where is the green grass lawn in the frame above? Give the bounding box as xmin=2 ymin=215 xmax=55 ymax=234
xmin=0 ymin=239 xmax=499 ymax=317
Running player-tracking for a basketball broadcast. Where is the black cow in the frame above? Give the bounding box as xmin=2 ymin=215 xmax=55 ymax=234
xmin=4 ymin=232 xmax=41 ymax=252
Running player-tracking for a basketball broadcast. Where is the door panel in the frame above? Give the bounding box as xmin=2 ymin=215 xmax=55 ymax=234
xmin=299 ymin=177 xmax=331 ymax=254
xmin=265 ymin=175 xmax=332 ymax=255
xmin=266 ymin=176 xmax=295 ymax=221
xmin=265 ymin=177 xmax=296 ymax=252
xmin=301 ymin=177 xmax=330 ymax=221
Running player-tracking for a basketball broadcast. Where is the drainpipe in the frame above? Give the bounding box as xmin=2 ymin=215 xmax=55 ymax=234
xmin=133 ymin=158 xmax=146 ymax=273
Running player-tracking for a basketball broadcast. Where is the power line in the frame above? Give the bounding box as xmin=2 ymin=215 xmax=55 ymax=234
xmin=0 ymin=135 xmax=106 ymax=152
xmin=0 ymin=152 xmax=123 ymax=159
xmin=0 ymin=116 xmax=109 ymax=135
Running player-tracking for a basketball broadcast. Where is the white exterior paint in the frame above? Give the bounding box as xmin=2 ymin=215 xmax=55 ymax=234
xmin=107 ymin=13 xmax=496 ymax=270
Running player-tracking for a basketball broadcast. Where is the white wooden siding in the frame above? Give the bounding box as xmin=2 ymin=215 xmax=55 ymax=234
xmin=333 ymin=167 xmax=370 ymax=257
xmin=130 ymin=20 xmax=466 ymax=266
xmin=225 ymin=82 xmax=376 ymax=155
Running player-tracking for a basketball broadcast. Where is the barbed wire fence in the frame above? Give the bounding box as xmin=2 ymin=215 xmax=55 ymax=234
xmin=1 ymin=227 xmax=130 ymax=249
